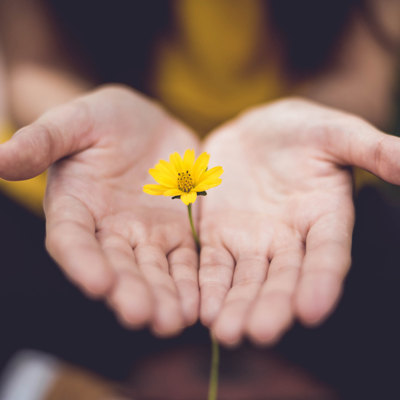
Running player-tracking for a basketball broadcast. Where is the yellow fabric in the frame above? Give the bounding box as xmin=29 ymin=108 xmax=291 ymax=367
xmin=151 ymin=0 xmax=382 ymax=193
xmin=0 ymin=1 xmax=380 ymax=214
xmin=150 ymin=0 xmax=285 ymax=137
xmin=353 ymin=167 xmax=382 ymax=194
xmin=0 ymin=121 xmax=46 ymax=217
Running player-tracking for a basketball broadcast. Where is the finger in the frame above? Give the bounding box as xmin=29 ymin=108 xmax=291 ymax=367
xmin=168 ymin=245 xmax=199 ymax=326
xmin=294 ymin=210 xmax=354 ymax=326
xmin=246 ymin=245 xmax=304 ymax=345
xmin=0 ymin=85 xmax=173 ymax=181
xmin=97 ymin=231 xmax=153 ymax=329
xmin=199 ymin=245 xmax=235 ymax=327
xmin=326 ymin=115 xmax=400 ymax=185
xmin=134 ymin=243 xmax=185 ymax=337
xmin=0 ymin=99 xmax=95 ymax=180
xmin=213 ymin=255 xmax=268 ymax=346
xmin=45 ymin=194 xmax=114 ymax=297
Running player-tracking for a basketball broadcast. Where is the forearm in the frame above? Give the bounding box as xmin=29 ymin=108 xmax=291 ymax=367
xmin=297 ymin=3 xmax=400 ymax=130
xmin=9 ymin=63 xmax=91 ymax=127
xmin=0 ymin=0 xmax=93 ymax=127
xmin=299 ymin=59 xmax=396 ymax=131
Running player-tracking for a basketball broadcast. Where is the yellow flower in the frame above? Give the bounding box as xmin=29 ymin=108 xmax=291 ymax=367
xmin=143 ymin=149 xmax=223 ymax=205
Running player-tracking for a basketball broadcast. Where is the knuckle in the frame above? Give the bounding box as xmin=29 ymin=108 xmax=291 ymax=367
xmin=174 ymin=276 xmax=198 ymax=289
xmin=44 ymin=232 xmax=55 ymax=254
xmin=45 ymin=221 xmax=65 ymax=252
xmin=201 ymin=247 xmax=234 ymax=268
xmin=234 ymin=276 xmax=263 ymax=287
xmin=154 ymin=283 xmax=179 ymax=300
xmin=373 ymin=135 xmax=388 ymax=177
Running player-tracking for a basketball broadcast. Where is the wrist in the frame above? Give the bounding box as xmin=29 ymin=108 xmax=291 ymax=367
xmin=9 ymin=63 xmax=92 ymax=127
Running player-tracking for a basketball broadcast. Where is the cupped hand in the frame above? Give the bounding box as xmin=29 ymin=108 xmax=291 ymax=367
xmin=199 ymin=98 xmax=400 ymax=345
xmin=0 ymin=85 xmax=200 ymax=336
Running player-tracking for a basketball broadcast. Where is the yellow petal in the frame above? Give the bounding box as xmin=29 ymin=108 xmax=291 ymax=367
xmin=160 ymin=159 xmax=177 ymax=176
xmin=204 ymin=178 xmax=222 ymax=189
xmin=143 ymin=184 xmax=169 ymax=191
xmin=192 ymin=152 xmax=210 ymax=181
xmin=193 ymin=183 xmax=210 ymax=192
xmin=164 ymin=188 xmax=184 ymax=197
xmin=154 ymin=162 xmax=176 ymax=179
xmin=188 ymin=191 xmax=198 ymax=203
xmin=149 ymin=169 xmax=177 ymax=188
xmin=183 ymin=149 xmax=195 ymax=171
xmin=194 ymin=177 xmax=223 ymax=192
xmin=180 ymin=191 xmax=197 ymax=205
xmin=143 ymin=184 xmax=169 ymax=195
xmin=197 ymin=166 xmax=223 ymax=184
xmin=169 ymin=152 xmax=184 ymax=173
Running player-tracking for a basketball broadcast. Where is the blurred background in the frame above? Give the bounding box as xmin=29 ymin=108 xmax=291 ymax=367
xmin=0 ymin=1 xmax=400 ymax=399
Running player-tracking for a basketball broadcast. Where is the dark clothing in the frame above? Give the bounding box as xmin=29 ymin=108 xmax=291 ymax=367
xmin=47 ymin=0 xmax=360 ymax=91
xmin=0 ymin=186 xmax=399 ymax=399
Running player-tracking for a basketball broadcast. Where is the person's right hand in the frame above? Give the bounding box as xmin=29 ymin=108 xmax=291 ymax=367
xmin=0 ymin=86 xmax=200 ymax=336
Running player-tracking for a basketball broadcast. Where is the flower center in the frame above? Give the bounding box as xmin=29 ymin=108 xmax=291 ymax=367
xmin=178 ymin=171 xmax=194 ymax=193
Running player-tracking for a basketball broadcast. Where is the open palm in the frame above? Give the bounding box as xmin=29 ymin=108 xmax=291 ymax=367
xmin=2 ymin=93 xmax=400 ymax=343
xmin=0 ymin=86 xmax=200 ymax=336
xmin=199 ymin=98 xmax=400 ymax=345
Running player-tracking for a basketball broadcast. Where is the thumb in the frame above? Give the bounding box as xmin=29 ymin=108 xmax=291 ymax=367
xmin=327 ymin=116 xmax=400 ymax=185
xmin=0 ymin=100 xmax=94 ymax=181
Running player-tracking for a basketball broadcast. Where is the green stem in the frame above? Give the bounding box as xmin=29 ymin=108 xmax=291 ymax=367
xmin=187 ymin=203 xmax=200 ymax=249
xmin=208 ymin=331 xmax=220 ymax=400
xmin=186 ymin=204 xmax=219 ymax=400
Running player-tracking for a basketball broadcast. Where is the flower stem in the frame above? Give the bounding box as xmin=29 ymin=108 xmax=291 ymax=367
xmin=186 ymin=204 xmax=219 ymax=400
xmin=208 ymin=331 xmax=219 ymax=400
xmin=187 ymin=204 xmax=200 ymax=249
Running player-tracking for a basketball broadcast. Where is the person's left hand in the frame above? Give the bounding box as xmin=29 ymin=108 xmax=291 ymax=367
xmin=198 ymin=98 xmax=400 ymax=346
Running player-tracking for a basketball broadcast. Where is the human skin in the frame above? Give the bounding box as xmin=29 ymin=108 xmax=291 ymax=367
xmin=0 ymin=86 xmax=201 ymax=337
xmin=1 ymin=0 xmax=400 ymax=342
xmin=2 ymin=88 xmax=400 ymax=345
xmin=199 ymin=98 xmax=400 ymax=345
